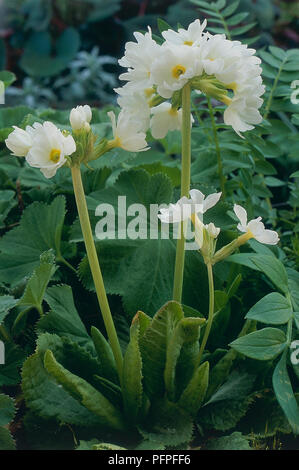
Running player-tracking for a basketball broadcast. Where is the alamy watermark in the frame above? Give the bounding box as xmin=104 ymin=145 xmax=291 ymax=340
xmin=94 ymin=196 xmax=202 ymax=250
xmin=291 ymin=80 xmax=299 ymax=105
xmin=290 ymin=340 xmax=299 ymax=366
xmin=0 ymin=80 xmax=4 ymax=105
xmin=0 ymin=340 xmax=4 ymax=365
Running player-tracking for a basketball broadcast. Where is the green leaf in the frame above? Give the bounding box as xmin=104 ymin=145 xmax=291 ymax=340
xmin=122 ymin=321 xmax=144 ymax=422
xmin=0 ymin=197 xmax=66 ymax=287
xmin=20 ymin=28 xmax=80 ymax=77
xmin=22 ymin=348 xmax=101 ymax=427
xmin=139 ymin=398 xmax=193 ymax=447
xmin=273 ymin=350 xmax=299 ymax=434
xmin=0 ymin=71 xmax=16 ymax=88
xmin=205 ymin=432 xmax=251 ymax=450
xmin=44 ymin=350 xmax=125 ymax=431
xmin=16 ymin=250 xmax=56 ymax=318
xmin=0 ymin=394 xmax=16 ymax=426
xmin=199 ymin=372 xmax=255 ymax=431
xmin=251 ymin=255 xmax=289 ymax=294
xmin=37 ymin=285 xmax=92 ymax=350
xmin=230 ymin=328 xmax=287 ymax=361
xmin=0 ymin=343 xmax=25 ymax=386
xmin=157 ymin=18 xmax=172 ymax=34
xmin=90 ymin=326 xmax=118 ymax=384
xmin=178 ymin=361 xmax=209 ymax=415
xmin=245 ymin=292 xmax=292 ymax=325
xmin=0 ymin=428 xmax=16 ymax=450
xmin=0 ymin=190 xmax=17 ymax=227
xmin=0 ymin=295 xmax=18 ymax=324
xmin=140 ymin=301 xmax=184 ymax=399
xmin=164 ymin=317 xmax=205 ymax=400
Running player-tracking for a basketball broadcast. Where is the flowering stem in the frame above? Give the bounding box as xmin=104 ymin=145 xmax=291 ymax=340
xmin=197 ymin=262 xmax=214 ymax=365
xmin=71 ymin=165 xmax=123 ymax=379
xmin=173 ymin=83 xmax=191 ymax=302
xmin=207 ymin=97 xmax=225 ymax=196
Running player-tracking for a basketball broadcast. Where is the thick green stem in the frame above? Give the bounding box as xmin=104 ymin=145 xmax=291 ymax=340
xmin=207 ymin=97 xmax=225 ymax=196
xmin=173 ymin=84 xmax=192 ymax=302
xmin=71 ymin=165 xmax=123 ymax=378
xmin=197 ymin=262 xmax=214 ymax=365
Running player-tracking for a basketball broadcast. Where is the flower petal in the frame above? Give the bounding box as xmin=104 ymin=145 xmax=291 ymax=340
xmin=234 ymin=204 xmax=247 ymax=227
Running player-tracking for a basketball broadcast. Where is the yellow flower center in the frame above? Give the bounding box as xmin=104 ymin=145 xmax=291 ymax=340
xmin=208 ymin=58 xmax=215 ymax=61
xmin=144 ymin=87 xmax=155 ymax=98
xmin=172 ymin=64 xmax=186 ymax=79
xmin=227 ymin=82 xmax=237 ymax=92
xmin=168 ymin=107 xmax=178 ymax=117
xmin=184 ymin=41 xmax=193 ymax=46
xmin=49 ymin=148 xmax=61 ymax=163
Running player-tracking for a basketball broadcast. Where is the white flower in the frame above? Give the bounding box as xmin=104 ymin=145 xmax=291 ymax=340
xmin=115 ymin=84 xmax=151 ymax=132
xmin=158 ymin=196 xmax=193 ymax=224
xmin=70 ymin=105 xmax=92 ymax=131
xmin=107 ymin=110 xmax=149 ymax=152
xmin=189 ymin=189 xmax=222 ymax=213
xmin=119 ymin=27 xmax=160 ymax=90
xmin=158 ymin=189 xmax=221 ymax=223
xmin=224 ymin=96 xmax=263 ymax=137
xmin=150 ymin=102 xmax=183 ymax=139
xmin=150 ymin=44 xmax=202 ymax=99
xmin=26 ymin=122 xmax=76 ymax=179
xmin=234 ymin=204 xmax=279 ymax=245
xmin=162 ymin=19 xmax=208 ymax=47
xmin=5 ymin=124 xmax=38 ymax=157
xmin=205 ymin=222 xmax=220 ymax=238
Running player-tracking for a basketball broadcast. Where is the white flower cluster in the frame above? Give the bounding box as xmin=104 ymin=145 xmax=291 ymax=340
xmin=116 ymin=19 xmax=265 ymax=138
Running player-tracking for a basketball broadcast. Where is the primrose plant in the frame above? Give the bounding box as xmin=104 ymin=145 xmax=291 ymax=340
xmin=6 ymin=19 xmax=298 ymax=448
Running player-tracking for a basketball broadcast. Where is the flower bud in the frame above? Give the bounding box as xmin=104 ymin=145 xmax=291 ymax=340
xmin=70 ymin=105 xmax=92 ymax=131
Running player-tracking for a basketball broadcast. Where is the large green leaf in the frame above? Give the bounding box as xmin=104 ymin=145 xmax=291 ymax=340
xmin=44 ymin=350 xmax=125 ymax=431
xmin=140 ymin=301 xmax=184 ymax=399
xmin=37 ymin=285 xmax=92 ymax=350
xmin=139 ymin=398 xmax=193 ymax=447
xmin=230 ymin=328 xmax=287 ymax=361
xmin=251 ymin=255 xmax=289 ymax=295
xmin=122 ymin=321 xmax=144 ymax=422
xmin=22 ymin=349 xmax=101 ymax=427
xmin=164 ymin=317 xmax=205 ymax=401
xmin=205 ymin=432 xmax=251 ymax=450
xmin=0 ymin=197 xmax=66 ymax=287
xmin=0 ymin=394 xmax=16 ymax=426
xmin=245 ymin=292 xmax=292 ymax=325
xmin=91 ymin=326 xmax=118 ymax=384
xmin=178 ymin=361 xmax=209 ymax=415
xmin=0 ymin=296 xmax=18 ymax=325
xmin=0 ymin=428 xmax=16 ymax=450
xmin=273 ymin=350 xmax=299 ymax=434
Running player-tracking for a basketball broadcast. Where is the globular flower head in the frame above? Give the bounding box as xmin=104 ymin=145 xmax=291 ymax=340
xmin=234 ymin=204 xmax=279 ymax=245
xmin=70 ymin=105 xmax=92 ymax=131
xmin=5 ymin=125 xmax=36 ymax=157
xmin=26 ymin=122 xmax=76 ymax=179
xmin=107 ymin=110 xmax=149 ymax=152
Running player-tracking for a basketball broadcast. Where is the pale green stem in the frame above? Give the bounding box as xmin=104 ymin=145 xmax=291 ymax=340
xmin=173 ymin=83 xmax=192 ymax=302
xmin=71 ymin=165 xmax=123 ymax=379
xmin=197 ymin=262 xmax=214 ymax=365
xmin=207 ymin=97 xmax=225 ymax=196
